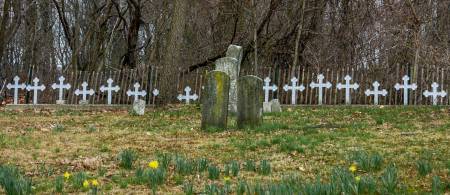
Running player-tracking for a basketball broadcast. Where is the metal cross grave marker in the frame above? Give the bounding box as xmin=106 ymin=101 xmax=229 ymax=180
xmin=394 ymin=75 xmax=417 ymax=105
xmin=6 ymin=76 xmax=26 ymax=104
xmin=310 ymin=74 xmax=332 ymax=105
xmin=26 ymin=77 xmax=46 ymax=105
xmin=127 ymin=83 xmax=147 ymax=102
xmin=423 ymin=82 xmax=446 ymax=106
xmin=336 ymin=75 xmax=359 ymax=105
xmin=100 ymin=78 xmax=120 ymax=105
xmin=51 ymin=76 xmax=71 ymax=103
xmin=365 ymin=81 xmax=387 ymax=105
xmin=283 ymin=77 xmax=305 ymax=105
xmin=74 ymin=82 xmax=95 ymax=102
xmin=177 ymin=86 xmax=198 ymax=104
xmin=263 ymin=77 xmax=278 ymax=103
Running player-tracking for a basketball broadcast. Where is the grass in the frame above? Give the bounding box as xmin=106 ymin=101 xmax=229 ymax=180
xmin=0 ymin=105 xmax=449 ymax=193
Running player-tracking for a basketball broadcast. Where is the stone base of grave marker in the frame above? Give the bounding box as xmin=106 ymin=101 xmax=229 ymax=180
xmin=270 ymin=99 xmax=282 ymax=113
xmin=263 ymin=102 xmax=271 ymax=113
xmin=79 ymin=100 xmax=89 ymax=105
xmin=132 ymin=100 xmax=146 ymax=116
xmin=56 ymin=100 xmax=66 ymax=105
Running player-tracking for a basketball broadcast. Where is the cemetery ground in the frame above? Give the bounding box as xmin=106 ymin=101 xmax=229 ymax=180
xmin=0 ymin=106 xmax=449 ymax=194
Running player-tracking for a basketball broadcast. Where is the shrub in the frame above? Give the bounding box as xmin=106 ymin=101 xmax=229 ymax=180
xmin=118 ymin=149 xmax=137 ymax=169
xmin=207 ymin=165 xmax=220 ymax=180
xmin=380 ymin=164 xmax=398 ymax=193
xmin=244 ymin=160 xmax=256 ymax=172
xmin=416 ymin=159 xmax=432 ymax=177
xmin=431 ymin=176 xmax=443 ymax=195
xmin=258 ymin=160 xmax=271 ymax=175
xmin=230 ymin=161 xmax=240 ymax=177
xmin=183 ymin=182 xmax=194 ymax=195
xmin=55 ymin=175 xmax=64 ymax=193
xmin=71 ymin=172 xmax=88 ymax=189
xmin=52 ymin=124 xmax=65 ymax=132
xmin=0 ymin=165 xmax=33 ymax=195
xmin=196 ymin=158 xmax=209 ymax=172
xmin=174 ymin=156 xmax=196 ymax=175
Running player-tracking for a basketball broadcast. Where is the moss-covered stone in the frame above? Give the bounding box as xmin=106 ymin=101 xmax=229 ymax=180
xmin=201 ymin=71 xmax=230 ymax=130
xmin=237 ymin=75 xmax=263 ymax=129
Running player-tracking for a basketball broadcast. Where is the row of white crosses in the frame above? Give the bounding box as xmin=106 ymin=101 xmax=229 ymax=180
xmin=263 ymin=74 xmax=447 ymax=105
xmin=6 ymin=76 xmax=159 ymax=105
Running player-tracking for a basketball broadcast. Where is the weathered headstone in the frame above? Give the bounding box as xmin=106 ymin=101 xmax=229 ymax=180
xmin=215 ymin=44 xmax=243 ymax=114
xmin=51 ymin=76 xmax=71 ymax=104
xmin=100 ymin=78 xmax=120 ymax=105
xmin=336 ymin=75 xmax=359 ymax=105
xmin=226 ymin=45 xmax=243 ymax=67
xmin=26 ymin=78 xmax=46 ymax=105
xmin=177 ymin=86 xmax=198 ymax=104
xmin=237 ymin=75 xmax=263 ymax=129
xmin=394 ymin=75 xmax=417 ymax=105
xmin=201 ymin=71 xmax=230 ymax=130
xmin=6 ymin=76 xmax=26 ymax=105
xmin=270 ymin=99 xmax=282 ymax=113
xmin=215 ymin=57 xmax=239 ymax=113
xmin=132 ymin=99 xmax=146 ymax=115
xmin=74 ymin=82 xmax=95 ymax=104
xmin=423 ymin=82 xmax=446 ymax=106
xmin=365 ymin=81 xmax=387 ymax=105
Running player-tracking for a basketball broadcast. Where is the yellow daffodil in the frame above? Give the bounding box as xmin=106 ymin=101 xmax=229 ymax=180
xmin=355 ymin=176 xmax=361 ymax=182
xmin=63 ymin=172 xmax=71 ymax=180
xmin=82 ymin=180 xmax=90 ymax=188
xmin=349 ymin=164 xmax=357 ymax=173
xmin=223 ymin=176 xmax=231 ymax=182
xmin=90 ymin=179 xmax=99 ymax=187
xmin=148 ymin=160 xmax=159 ymax=169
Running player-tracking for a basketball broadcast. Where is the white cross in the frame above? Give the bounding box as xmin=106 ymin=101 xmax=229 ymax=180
xmin=394 ymin=75 xmax=417 ymax=105
xmin=100 ymin=78 xmax=120 ymax=105
xmin=26 ymin=77 xmax=46 ymax=105
xmin=283 ymin=77 xmax=304 ymax=105
xmin=6 ymin=76 xmax=26 ymax=104
xmin=152 ymin=89 xmax=160 ymax=97
xmin=127 ymin=83 xmax=147 ymax=102
xmin=423 ymin=82 xmax=446 ymax=106
xmin=310 ymin=74 xmax=332 ymax=105
xmin=336 ymin=75 xmax=359 ymax=105
xmin=51 ymin=76 xmax=71 ymax=102
xmin=263 ymin=77 xmax=278 ymax=103
xmin=365 ymin=81 xmax=387 ymax=105
xmin=74 ymin=82 xmax=95 ymax=102
xmin=177 ymin=86 xmax=198 ymax=104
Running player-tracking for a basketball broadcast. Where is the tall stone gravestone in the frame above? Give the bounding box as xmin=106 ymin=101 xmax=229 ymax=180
xmin=215 ymin=45 xmax=243 ymax=114
xmin=201 ymin=71 xmax=230 ymax=130
xmin=237 ymin=75 xmax=263 ymax=129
